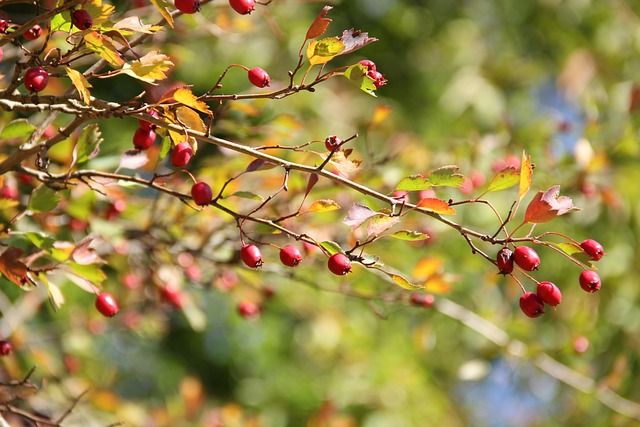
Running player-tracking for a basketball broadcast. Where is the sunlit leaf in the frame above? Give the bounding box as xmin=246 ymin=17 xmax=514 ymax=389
xmin=21 ymin=232 xmax=56 ymax=250
xmin=0 ymin=247 xmax=28 ymax=287
xmin=391 ymin=274 xmax=422 ymax=290
xmin=387 ymin=230 xmax=429 ymax=241
xmin=228 ymin=191 xmax=263 ymax=201
xmin=65 ymin=67 xmax=93 ymax=104
xmin=486 ymin=166 xmax=520 ymax=192
xmin=519 ymin=150 xmax=533 ymax=203
xmin=85 ymin=0 xmax=115 ymax=26
xmin=427 ymin=165 xmax=464 ymax=188
xmin=255 ymin=223 xmax=282 ymax=234
xmin=344 ymin=203 xmax=378 ymax=228
xmin=51 ymin=12 xmax=72 ymax=32
xmin=0 ymin=119 xmax=35 ymax=141
xmin=305 ymin=6 xmax=333 ymax=40
xmin=246 ymin=159 xmax=277 ymax=172
xmin=395 ymin=174 xmax=430 ymax=191
xmin=42 ymin=275 xmax=64 ymax=311
xmin=344 ymin=64 xmax=377 ymax=97
xmin=118 ymin=149 xmax=148 ymax=170
xmin=173 ymin=87 xmax=212 ymax=117
xmin=160 ymin=135 xmax=173 ymax=159
xmin=325 ymin=150 xmax=363 ymax=175
xmin=305 ymin=173 xmax=319 ymax=198
xmin=367 ymin=215 xmax=399 ymax=237
xmin=84 ymin=32 xmax=124 ymax=66
xmin=149 ymin=0 xmax=174 ymax=28
xmin=28 ymin=185 xmax=62 ymax=213
xmin=306 ymin=38 xmax=345 ymax=65
xmin=307 ymin=199 xmax=340 ymax=213
xmin=319 ymin=241 xmax=343 ymax=255
xmin=175 ymin=106 xmax=206 ymax=133
xmin=113 ymin=16 xmax=162 ymax=34
xmin=413 ymin=257 xmax=443 ymax=281
xmin=551 ymin=242 xmax=594 ymax=269
xmin=524 ymin=185 xmax=580 ymax=224
xmin=71 ymin=238 xmax=104 ymax=265
xmin=120 ymin=51 xmax=174 ymax=83
xmin=338 ymin=28 xmax=378 ymax=56
xmin=67 ymin=262 xmax=107 ymax=285
xmin=417 ymin=198 xmax=456 ymax=215
xmin=74 ymin=124 xmax=102 ymax=164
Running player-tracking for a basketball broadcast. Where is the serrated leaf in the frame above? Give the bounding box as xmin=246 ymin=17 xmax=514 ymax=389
xmin=307 ymin=199 xmax=340 ymax=213
xmin=175 ymin=106 xmax=206 ymax=133
xmin=28 ymin=185 xmax=62 ymax=213
xmin=524 ymin=185 xmax=580 ymax=224
xmin=65 ymin=67 xmax=93 ymax=104
xmin=427 ymin=165 xmax=464 ymax=187
xmin=149 ymin=0 xmax=174 ymax=28
xmin=306 ymin=38 xmax=345 ymax=65
xmin=391 ymin=274 xmax=422 ymax=290
xmin=367 ymin=215 xmax=399 ymax=237
xmin=344 ymin=63 xmax=377 ymax=97
xmin=173 ymin=87 xmax=212 ymax=117
xmin=417 ymin=198 xmax=456 ymax=215
xmin=338 ymin=28 xmax=378 ymax=56
xmin=344 ymin=203 xmax=378 ymax=228
xmin=255 ymin=223 xmax=282 ymax=234
xmin=319 ymin=241 xmax=343 ymax=255
xmin=486 ymin=166 xmax=520 ymax=192
xmin=388 ymin=230 xmax=430 ymax=241
xmin=120 ymin=50 xmax=174 ymax=83
xmin=305 ymin=5 xmax=332 ymax=40
xmin=0 ymin=119 xmax=35 ymax=141
xmin=395 ymin=174 xmax=431 ymax=191
xmin=519 ymin=151 xmax=533 ymax=203
xmin=74 ymin=124 xmax=102 ymax=164
xmin=0 ymin=247 xmax=28 ymax=287
xmin=228 ymin=191 xmax=263 ymax=201
xmin=84 ymin=31 xmax=124 ymax=66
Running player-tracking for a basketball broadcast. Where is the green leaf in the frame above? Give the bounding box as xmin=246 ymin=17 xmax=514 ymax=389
xmin=75 ymin=124 xmax=102 ymax=164
xmin=0 ymin=119 xmax=36 ymax=141
xmin=21 ymin=232 xmax=56 ymax=250
xmin=67 ymin=262 xmax=107 ymax=285
xmin=387 ymin=230 xmax=430 ymax=241
xmin=344 ymin=64 xmax=377 ymax=97
xmin=486 ymin=166 xmax=520 ymax=192
xmin=395 ymin=174 xmax=431 ymax=191
xmin=50 ymin=12 xmax=72 ymax=32
xmin=319 ymin=241 xmax=343 ymax=255
xmin=228 ymin=191 xmax=263 ymax=201
xmin=116 ymin=180 xmax=147 ymax=189
xmin=28 ymin=185 xmax=62 ymax=213
xmin=255 ymin=223 xmax=282 ymax=234
xmin=159 ymin=135 xmax=173 ymax=159
xmin=551 ymin=242 xmax=595 ymax=269
xmin=426 ymin=165 xmax=464 ymax=187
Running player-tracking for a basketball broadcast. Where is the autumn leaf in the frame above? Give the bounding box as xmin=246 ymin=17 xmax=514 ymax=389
xmin=338 ymin=28 xmax=378 ymax=56
xmin=173 ymin=87 xmax=212 ymax=117
xmin=149 ymin=0 xmax=174 ymax=28
xmin=0 ymin=247 xmax=28 ymax=287
xmin=518 ymin=151 xmax=533 ymax=203
xmin=524 ymin=185 xmax=580 ymax=223
xmin=417 ymin=198 xmax=456 ymax=215
xmin=113 ymin=16 xmax=162 ymax=34
xmin=120 ymin=51 xmax=174 ymax=83
xmin=485 ymin=166 xmax=520 ymax=193
xmin=366 ymin=215 xmax=400 ymax=237
xmin=306 ymin=38 xmax=345 ymax=65
xmin=344 ymin=64 xmax=377 ymax=97
xmin=344 ymin=203 xmax=378 ymax=228
xmin=84 ymin=31 xmax=124 ymax=66
xmin=305 ymin=6 xmax=332 ymax=40
xmin=65 ymin=67 xmax=93 ymax=104
xmin=307 ymin=199 xmax=340 ymax=213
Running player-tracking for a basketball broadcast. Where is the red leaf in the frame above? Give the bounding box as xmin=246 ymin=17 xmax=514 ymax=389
xmin=305 ymin=173 xmax=319 ymax=198
xmin=0 ymin=247 xmax=28 ymax=287
xmin=524 ymin=185 xmax=580 ymax=223
xmin=343 ymin=203 xmax=378 ymax=228
xmin=417 ymin=198 xmax=456 ymax=215
xmin=338 ymin=28 xmax=379 ymax=56
xmin=305 ymin=6 xmax=333 ymax=40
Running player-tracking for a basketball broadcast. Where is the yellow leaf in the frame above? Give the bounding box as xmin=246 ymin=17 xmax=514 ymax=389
xmin=113 ymin=16 xmax=163 ymax=34
xmin=306 ymin=38 xmax=345 ymax=65
xmin=176 ymin=106 xmax=206 ymax=133
xmin=423 ymin=273 xmax=451 ymax=294
xmin=149 ymin=0 xmax=174 ymax=28
xmin=413 ymin=257 xmax=442 ymax=281
xmin=84 ymin=32 xmax=124 ymax=66
xmin=120 ymin=50 xmax=174 ymax=83
xmin=85 ymin=0 xmax=115 ymax=26
xmin=307 ymin=199 xmax=340 ymax=213
xmin=518 ymin=150 xmax=533 ymax=203
xmin=174 ymin=87 xmax=212 ymax=117
xmin=417 ymin=197 xmax=456 ymax=215
xmin=391 ymin=274 xmax=422 ymax=290
xmin=65 ymin=67 xmax=93 ymax=104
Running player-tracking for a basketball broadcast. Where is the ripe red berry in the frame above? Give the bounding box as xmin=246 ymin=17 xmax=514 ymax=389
xmin=0 ymin=184 xmax=18 ymax=200
xmin=138 ymin=109 xmax=160 ymax=131
xmin=237 ymin=300 xmax=260 ymax=319
xmin=72 ymin=9 xmax=93 ymax=30
xmin=229 ymin=0 xmax=255 ymax=15
xmin=24 ymin=24 xmax=43 ymax=40
xmin=161 ymin=286 xmax=184 ymax=309
xmin=175 ymin=0 xmax=200 ymax=14
xmin=0 ymin=340 xmax=12 ymax=356
xmin=191 ymin=181 xmax=212 ymax=206
xmin=513 ymin=246 xmax=540 ymax=271
xmin=95 ymin=293 xmax=119 ymax=317
xmin=248 ymin=67 xmax=270 ymax=88
xmin=132 ymin=127 xmax=156 ymax=150
xmin=410 ymin=293 xmax=435 ymax=308
xmin=519 ymin=292 xmax=545 ymax=318
xmin=171 ymin=141 xmax=193 ymax=167
xmin=496 ymin=247 xmax=514 ymax=275
xmin=328 ymin=253 xmax=351 ymax=276
xmin=279 ymin=245 xmax=302 ymax=267
xmin=324 ymin=135 xmax=342 ymax=152
xmin=536 ymin=281 xmax=562 ymax=307
xmin=358 ymin=60 xmax=376 ymax=72
xmin=24 ymin=67 xmax=49 ymax=93
xmin=241 ymin=244 xmax=263 ymax=268
xmin=580 ymin=239 xmax=604 ymax=261
xmin=367 ymin=70 xmax=387 ymax=88
xmin=579 ymin=270 xmax=601 ymax=293
xmin=0 ymin=19 xmax=9 ymax=34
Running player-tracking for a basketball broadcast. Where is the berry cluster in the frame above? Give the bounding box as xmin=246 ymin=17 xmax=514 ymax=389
xmin=358 ymin=59 xmax=387 ymax=88
xmin=497 ymin=239 xmax=604 ymax=318
xmin=133 ymin=110 xmax=160 ymax=150
xmin=174 ymin=0 xmax=255 ymax=15
xmin=239 ymin=244 xmax=352 ymax=276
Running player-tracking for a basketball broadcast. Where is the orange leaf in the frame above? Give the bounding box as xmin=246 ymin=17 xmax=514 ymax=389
xmin=412 ymin=257 xmax=442 ymax=281
xmin=305 ymin=6 xmax=333 ymax=40
xmin=417 ymin=198 xmax=456 ymax=215
xmin=173 ymin=87 xmax=212 ymax=117
xmin=0 ymin=247 xmax=28 ymax=287
xmin=524 ymin=185 xmax=580 ymax=224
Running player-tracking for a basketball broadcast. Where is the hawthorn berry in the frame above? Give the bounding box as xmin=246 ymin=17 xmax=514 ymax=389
xmin=241 ymin=244 xmax=263 ymax=268
xmin=0 ymin=184 xmax=18 ymax=200
xmin=328 ymin=253 xmax=351 ymax=276
xmin=72 ymin=9 xmax=93 ymax=30
xmin=536 ymin=281 xmax=562 ymax=307
xmin=237 ymin=300 xmax=260 ymax=319
xmin=138 ymin=109 xmax=160 ymax=131
xmin=279 ymin=245 xmax=302 ymax=267
xmin=24 ymin=24 xmax=43 ymax=40
xmin=358 ymin=59 xmax=376 ymax=72
xmin=579 ymin=270 xmax=601 ymax=293
xmin=95 ymin=293 xmax=119 ymax=317
xmin=175 ymin=0 xmax=200 ymax=14
xmin=496 ymin=247 xmax=514 ymax=275
xmin=24 ymin=67 xmax=49 ymax=93
xmin=132 ymin=127 xmax=156 ymax=150
xmin=248 ymin=67 xmax=270 ymax=88
xmin=410 ymin=293 xmax=435 ymax=308
xmin=191 ymin=181 xmax=212 ymax=206
xmin=367 ymin=70 xmax=387 ymax=88
xmin=0 ymin=340 xmax=12 ymax=356
xmin=229 ymin=0 xmax=255 ymax=15
xmin=325 ymin=135 xmax=342 ymax=151
xmin=513 ymin=246 xmax=540 ymax=271
xmin=0 ymin=19 xmax=9 ymax=34
xmin=580 ymin=239 xmax=605 ymax=261
xmin=171 ymin=141 xmax=193 ymax=167
xmin=519 ymin=292 xmax=545 ymax=318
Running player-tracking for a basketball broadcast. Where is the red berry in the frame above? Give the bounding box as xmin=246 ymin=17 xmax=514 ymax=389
xmin=132 ymin=127 xmax=156 ymax=150
xmin=279 ymin=245 xmax=302 ymax=267
xmin=410 ymin=293 xmax=435 ymax=308
xmin=579 ymin=270 xmax=601 ymax=293
xmin=138 ymin=109 xmax=160 ymax=131
xmin=328 ymin=253 xmax=351 ymax=276
xmin=237 ymin=300 xmax=260 ymax=319
xmin=95 ymin=293 xmax=119 ymax=317
xmin=580 ymin=239 xmax=604 ymax=261
xmin=241 ymin=244 xmax=263 ymax=268
xmin=519 ymin=292 xmax=545 ymax=318
xmin=358 ymin=60 xmax=376 ymax=72
xmin=248 ymin=67 xmax=270 ymax=88
xmin=0 ymin=185 xmax=18 ymax=200
xmin=0 ymin=46 xmax=3 ymax=62
xmin=175 ymin=0 xmax=200 ymax=14
xmin=513 ymin=246 xmax=540 ymax=271
xmin=161 ymin=286 xmax=184 ymax=309
xmin=24 ymin=67 xmax=49 ymax=93
xmin=0 ymin=340 xmax=12 ymax=356
xmin=0 ymin=19 xmax=9 ymax=34
xmin=367 ymin=70 xmax=387 ymax=88
xmin=496 ymin=247 xmax=514 ymax=275
xmin=191 ymin=181 xmax=212 ymax=206
xmin=24 ymin=24 xmax=43 ymax=40
xmin=324 ymin=135 xmax=342 ymax=151
xmin=72 ymin=9 xmax=93 ymax=30
xmin=171 ymin=141 xmax=193 ymax=167
xmin=229 ymin=0 xmax=255 ymax=15
xmin=536 ymin=281 xmax=562 ymax=307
